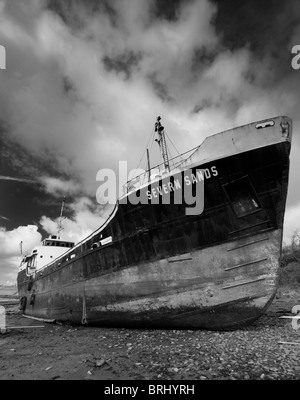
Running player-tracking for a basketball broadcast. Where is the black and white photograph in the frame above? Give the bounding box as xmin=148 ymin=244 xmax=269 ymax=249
xmin=0 ymin=0 xmax=300 ymax=385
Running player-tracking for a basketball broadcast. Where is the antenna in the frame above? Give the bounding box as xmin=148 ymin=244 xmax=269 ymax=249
xmin=57 ymin=197 xmax=66 ymax=239
xmin=155 ymin=116 xmax=170 ymax=172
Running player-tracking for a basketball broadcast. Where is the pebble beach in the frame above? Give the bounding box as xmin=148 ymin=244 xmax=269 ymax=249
xmin=1 ymin=286 xmax=300 ymax=381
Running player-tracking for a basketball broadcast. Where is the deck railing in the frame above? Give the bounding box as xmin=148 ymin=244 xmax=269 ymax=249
xmin=122 ymin=145 xmax=201 ymax=195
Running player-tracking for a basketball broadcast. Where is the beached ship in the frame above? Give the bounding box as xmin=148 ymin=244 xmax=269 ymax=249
xmin=17 ymin=115 xmax=292 ymax=329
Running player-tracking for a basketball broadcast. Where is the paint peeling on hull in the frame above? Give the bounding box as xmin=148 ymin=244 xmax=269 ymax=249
xmin=85 ymin=293 xmax=276 ymax=330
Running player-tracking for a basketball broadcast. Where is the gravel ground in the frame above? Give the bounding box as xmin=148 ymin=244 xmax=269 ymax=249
xmin=1 ymin=288 xmax=300 ymax=380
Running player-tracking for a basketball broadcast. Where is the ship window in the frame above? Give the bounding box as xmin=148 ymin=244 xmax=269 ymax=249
xmin=223 ymin=176 xmax=261 ymax=217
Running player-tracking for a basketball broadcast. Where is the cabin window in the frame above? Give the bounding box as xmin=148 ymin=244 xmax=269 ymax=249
xmin=223 ymin=176 xmax=261 ymax=217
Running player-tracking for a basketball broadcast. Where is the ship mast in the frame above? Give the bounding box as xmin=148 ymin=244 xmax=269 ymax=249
xmin=155 ymin=116 xmax=170 ymax=172
xmin=57 ymin=197 xmax=66 ymax=239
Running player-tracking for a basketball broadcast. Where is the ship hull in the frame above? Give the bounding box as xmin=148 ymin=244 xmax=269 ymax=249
xmin=18 ymin=229 xmax=282 ymax=330
xmin=17 ymin=117 xmax=292 ymax=330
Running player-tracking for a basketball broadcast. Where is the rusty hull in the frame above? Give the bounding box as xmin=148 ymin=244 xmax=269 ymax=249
xmin=17 ymin=116 xmax=292 ymax=329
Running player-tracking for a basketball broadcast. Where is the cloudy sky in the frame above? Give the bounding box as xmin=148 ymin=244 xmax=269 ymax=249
xmin=0 ymin=0 xmax=300 ymax=285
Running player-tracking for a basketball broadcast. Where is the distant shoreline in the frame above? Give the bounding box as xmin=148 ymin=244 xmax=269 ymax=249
xmin=0 ymin=287 xmax=18 ymax=299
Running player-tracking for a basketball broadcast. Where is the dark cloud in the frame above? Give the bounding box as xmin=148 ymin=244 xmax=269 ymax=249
xmin=213 ymin=0 xmax=287 ymax=51
xmin=0 ymin=124 xmax=66 ymax=180
xmin=103 ymin=51 xmax=143 ymax=78
xmin=47 ymin=0 xmax=119 ymax=30
xmin=213 ymin=0 xmax=298 ymax=81
xmin=153 ymin=0 xmax=188 ymax=21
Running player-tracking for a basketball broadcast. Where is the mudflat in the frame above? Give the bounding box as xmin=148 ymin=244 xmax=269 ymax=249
xmin=1 ymin=286 xmax=300 ymax=380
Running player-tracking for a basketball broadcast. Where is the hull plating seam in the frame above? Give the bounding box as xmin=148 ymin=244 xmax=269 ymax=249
xmin=221 ymin=277 xmax=266 ymax=290
xmin=224 ymin=257 xmax=268 ymax=271
xmin=227 ymin=237 xmax=269 ymax=251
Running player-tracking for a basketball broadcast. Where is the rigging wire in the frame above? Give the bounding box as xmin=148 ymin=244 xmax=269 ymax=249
xmin=148 ymin=127 xmax=156 ymax=160
xmin=165 ymin=131 xmax=183 ymax=162
xmin=131 ymin=125 xmax=156 ymax=181
xmin=165 ymin=142 xmax=176 ymax=170
xmin=131 ymin=118 xmax=183 ymax=181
